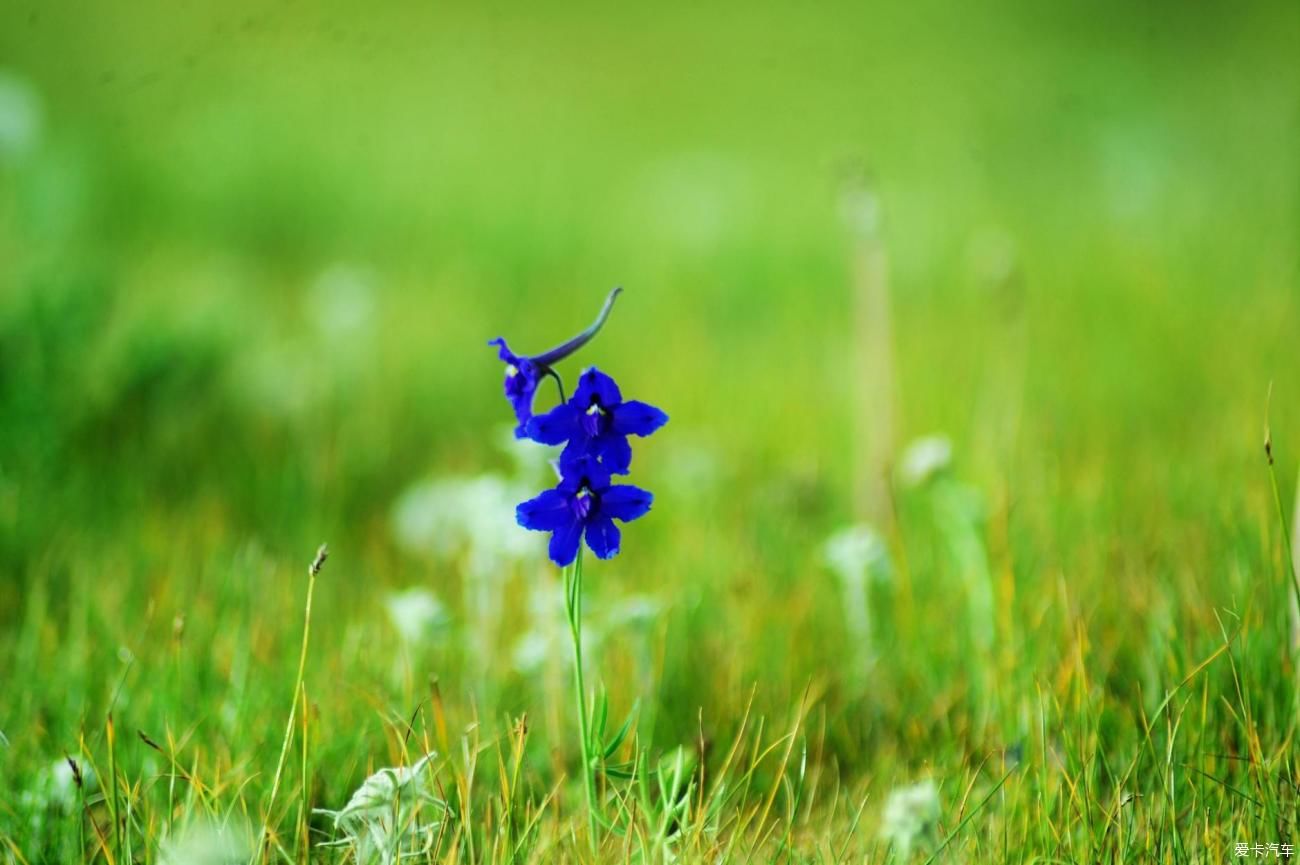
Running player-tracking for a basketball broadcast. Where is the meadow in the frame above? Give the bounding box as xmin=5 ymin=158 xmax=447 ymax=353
xmin=1 ymin=1 xmax=1299 ymax=862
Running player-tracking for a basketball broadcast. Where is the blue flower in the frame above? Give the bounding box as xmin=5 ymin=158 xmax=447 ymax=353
xmin=525 ymin=367 xmax=668 ymax=474
xmin=488 ymin=338 xmax=545 ymax=437
xmin=489 ymin=288 xmax=622 ymax=437
xmin=516 ymin=458 xmax=653 ymax=566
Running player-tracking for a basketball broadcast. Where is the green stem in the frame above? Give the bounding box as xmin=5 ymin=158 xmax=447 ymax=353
xmin=258 ymin=544 xmax=326 ymax=864
xmin=1266 ymin=459 xmax=1300 ymax=613
xmin=565 ymin=547 xmax=599 ymax=853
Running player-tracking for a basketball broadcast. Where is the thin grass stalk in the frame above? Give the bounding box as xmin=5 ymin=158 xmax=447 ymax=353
xmin=564 ymin=547 xmax=599 ymax=854
xmin=107 ymin=713 xmax=121 ymax=865
xmin=258 ymin=544 xmax=327 ymax=863
xmin=75 ymin=757 xmax=87 ymax=862
xmin=1289 ymin=468 xmax=1300 ymax=678
xmin=1264 ymin=411 xmax=1300 ymax=727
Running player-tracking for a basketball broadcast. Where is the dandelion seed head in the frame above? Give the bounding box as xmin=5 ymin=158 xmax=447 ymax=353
xmin=822 ymin=524 xmax=892 ymax=588
xmin=159 ymin=819 xmax=253 ymax=865
xmin=897 ymin=435 xmax=953 ymax=488
xmin=391 ymin=474 xmax=539 ymax=575
xmin=0 ymin=71 xmax=42 ymax=157
xmin=880 ymin=779 xmax=940 ymax=857
xmin=384 ymin=588 xmax=449 ymax=645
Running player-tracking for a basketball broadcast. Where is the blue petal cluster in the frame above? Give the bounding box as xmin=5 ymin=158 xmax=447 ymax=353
xmin=488 ymin=338 xmax=544 ymax=437
xmin=517 ymin=368 xmax=666 ymax=565
xmin=527 ymin=368 xmax=668 ymax=474
xmin=517 ymin=456 xmax=653 ymax=566
xmin=491 ymin=292 xmax=665 ymax=567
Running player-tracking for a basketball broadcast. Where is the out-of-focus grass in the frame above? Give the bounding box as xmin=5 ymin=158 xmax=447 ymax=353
xmin=1 ymin=1 xmax=1298 ymax=861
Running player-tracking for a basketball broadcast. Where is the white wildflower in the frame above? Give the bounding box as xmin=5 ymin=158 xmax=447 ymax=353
xmin=0 ymin=71 xmax=42 ymax=157
xmin=34 ymin=757 xmax=95 ymax=810
xmin=390 ymin=475 xmax=538 ymax=576
xmin=17 ymin=757 xmax=97 ymax=835
xmin=897 ymin=436 xmax=952 ymax=488
xmin=880 ymin=779 xmax=940 ymax=858
xmin=822 ymin=524 xmax=891 ymax=589
xmin=159 ymin=820 xmax=252 ymax=865
xmin=384 ymin=588 xmax=449 ymax=646
xmin=823 ymin=524 xmax=890 ymax=682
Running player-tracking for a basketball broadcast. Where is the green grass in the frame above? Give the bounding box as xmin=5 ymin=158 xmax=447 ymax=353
xmin=2 ymin=0 xmax=1299 ymax=861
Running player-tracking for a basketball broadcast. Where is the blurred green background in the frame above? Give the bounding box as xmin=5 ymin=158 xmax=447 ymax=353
xmin=1 ymin=0 xmax=1299 ymax=856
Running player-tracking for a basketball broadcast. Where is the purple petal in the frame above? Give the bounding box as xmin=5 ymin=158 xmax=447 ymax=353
xmin=488 ymin=337 xmax=519 ymax=364
xmin=559 ymin=450 xmax=612 ymax=491
xmin=526 ymin=403 xmax=579 ymax=446
xmin=584 ymin=515 xmax=622 ymax=559
xmin=516 ymin=488 xmax=574 ymax=532
xmin=594 ymin=434 xmax=633 ymax=475
xmin=601 ymin=485 xmax=653 ymax=522
xmin=548 ymin=516 xmax=585 ymax=566
xmin=573 ymin=367 xmax=623 ymax=409
xmin=611 ymin=400 xmax=668 ymax=438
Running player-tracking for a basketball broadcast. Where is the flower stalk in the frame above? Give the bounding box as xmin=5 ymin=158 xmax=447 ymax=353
xmin=495 ymin=290 xmax=666 ymax=852
xmin=563 ymin=547 xmax=599 ymax=852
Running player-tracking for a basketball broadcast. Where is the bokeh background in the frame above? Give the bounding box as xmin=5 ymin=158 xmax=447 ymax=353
xmin=2 ymin=0 xmax=1299 ymax=859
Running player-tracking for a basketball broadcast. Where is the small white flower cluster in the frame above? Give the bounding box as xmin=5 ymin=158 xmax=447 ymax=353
xmin=384 ymin=588 xmax=449 ymax=646
xmin=0 ymin=71 xmax=43 ymax=158
xmin=511 ymin=580 xmax=664 ymax=675
xmin=896 ymin=435 xmax=952 ymax=489
xmin=390 ymin=473 xmax=539 ymax=579
xmin=822 ymin=523 xmax=891 ymax=681
xmin=15 ymin=758 xmax=96 ymax=835
xmin=879 ymin=779 xmax=940 ymax=858
xmin=159 ymin=820 xmax=252 ymax=865
xmin=822 ymin=524 xmax=892 ymax=590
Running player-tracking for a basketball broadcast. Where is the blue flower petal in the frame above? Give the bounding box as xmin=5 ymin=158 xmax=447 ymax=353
xmin=558 ymin=439 xmax=589 ymax=478
xmin=507 ymin=389 xmax=540 ymax=439
xmin=516 ymin=488 xmax=574 ymax=532
xmin=492 ymin=337 xmax=545 ymax=436
xmin=488 ymin=337 xmax=518 ymax=364
xmin=574 ymin=367 xmax=623 ymax=409
xmin=548 ymin=515 xmax=585 ymax=566
xmin=611 ymin=400 xmax=668 ymax=437
xmin=601 ymin=485 xmax=653 ymax=522
xmin=559 ymin=453 xmax=612 ymax=491
xmin=584 ymin=515 xmax=622 ymax=559
xmin=527 ymin=403 xmax=579 ymax=446
xmin=594 ymin=433 xmax=633 ymax=475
